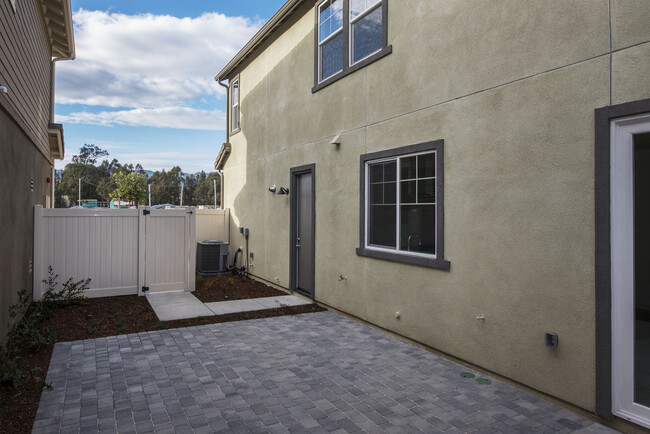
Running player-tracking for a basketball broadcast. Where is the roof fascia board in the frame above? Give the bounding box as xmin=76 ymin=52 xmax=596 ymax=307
xmin=215 ymin=0 xmax=305 ymax=81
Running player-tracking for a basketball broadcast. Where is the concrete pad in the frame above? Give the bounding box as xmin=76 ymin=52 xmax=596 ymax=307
xmin=146 ymin=291 xmax=214 ymax=321
xmin=204 ymin=299 xmax=268 ymax=315
xmin=253 ymin=295 xmax=312 ymax=308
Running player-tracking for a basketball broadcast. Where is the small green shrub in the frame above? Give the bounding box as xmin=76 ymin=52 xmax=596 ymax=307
xmin=1 ymin=267 xmax=91 ymax=388
xmin=0 ymin=346 xmax=29 ymax=388
xmin=115 ymin=318 xmax=128 ymax=334
xmin=40 ymin=266 xmax=89 ymax=309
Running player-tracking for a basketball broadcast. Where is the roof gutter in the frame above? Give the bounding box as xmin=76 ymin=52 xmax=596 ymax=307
xmin=215 ymin=0 xmax=305 ymax=82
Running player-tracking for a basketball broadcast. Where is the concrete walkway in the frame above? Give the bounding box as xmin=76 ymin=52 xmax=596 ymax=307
xmin=34 ymin=311 xmax=616 ymax=433
xmin=146 ymin=291 xmax=312 ymax=321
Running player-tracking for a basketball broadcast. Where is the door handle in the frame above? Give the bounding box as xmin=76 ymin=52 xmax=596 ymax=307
xmin=296 ymin=237 xmax=301 ymax=248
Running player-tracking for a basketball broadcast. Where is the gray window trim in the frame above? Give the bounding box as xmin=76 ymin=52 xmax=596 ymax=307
xmin=230 ymin=75 xmax=241 ymax=135
xmin=594 ymin=97 xmax=650 ymax=421
xmin=312 ymin=0 xmax=391 ymax=93
xmin=356 ymin=140 xmax=450 ymax=270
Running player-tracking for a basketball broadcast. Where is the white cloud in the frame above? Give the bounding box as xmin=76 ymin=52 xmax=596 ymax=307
xmin=56 ymin=10 xmax=262 ymax=108
xmin=57 ymin=107 xmax=225 ymax=130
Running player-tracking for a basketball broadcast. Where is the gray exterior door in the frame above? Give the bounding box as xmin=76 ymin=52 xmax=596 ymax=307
xmin=290 ymin=164 xmax=315 ymax=298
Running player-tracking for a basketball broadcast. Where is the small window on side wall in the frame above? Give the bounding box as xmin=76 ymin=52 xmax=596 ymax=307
xmin=230 ymin=76 xmax=240 ymax=133
xmin=10 ymin=0 xmax=17 ymax=12
xmin=314 ymin=0 xmax=390 ymax=92
xmin=356 ymin=140 xmax=450 ymax=270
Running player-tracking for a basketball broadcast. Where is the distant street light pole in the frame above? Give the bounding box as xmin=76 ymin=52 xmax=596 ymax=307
xmin=78 ymin=178 xmax=81 ymax=206
xmin=180 ymin=185 xmax=183 ymax=206
xmin=148 ymin=184 xmax=151 ymax=206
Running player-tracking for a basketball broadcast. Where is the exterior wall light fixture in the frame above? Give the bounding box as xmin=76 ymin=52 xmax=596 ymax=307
xmin=269 ymin=185 xmax=277 ymax=193
xmin=277 ymin=187 xmax=289 ymax=195
xmin=330 ymin=134 xmax=341 ymax=145
xmin=0 ymin=86 xmax=8 ymax=93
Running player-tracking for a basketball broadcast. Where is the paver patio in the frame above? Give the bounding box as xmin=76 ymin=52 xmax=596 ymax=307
xmin=34 ymin=311 xmax=615 ymax=433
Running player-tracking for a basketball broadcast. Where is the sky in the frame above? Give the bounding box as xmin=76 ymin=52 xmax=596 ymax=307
xmin=55 ymin=0 xmax=287 ymax=173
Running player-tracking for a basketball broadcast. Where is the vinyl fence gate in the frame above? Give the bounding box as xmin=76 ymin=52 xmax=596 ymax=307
xmin=33 ymin=206 xmax=197 ymax=300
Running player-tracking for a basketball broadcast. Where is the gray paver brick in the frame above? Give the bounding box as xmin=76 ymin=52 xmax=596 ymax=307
xmin=35 ymin=311 xmax=616 ymax=434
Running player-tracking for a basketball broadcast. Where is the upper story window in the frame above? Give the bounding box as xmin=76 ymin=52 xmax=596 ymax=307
xmin=230 ymin=76 xmax=240 ymax=133
xmin=318 ymin=0 xmax=344 ymax=80
xmin=313 ymin=0 xmax=391 ymax=93
xmin=350 ymin=0 xmax=383 ymax=64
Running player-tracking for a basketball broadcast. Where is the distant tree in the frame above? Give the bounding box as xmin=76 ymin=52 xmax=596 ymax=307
xmin=110 ymin=172 xmax=147 ymax=206
xmin=57 ymin=163 xmax=103 ymax=205
xmin=193 ymin=171 xmax=220 ymax=206
xmin=182 ymin=174 xmax=197 ymax=206
xmin=148 ymin=166 xmax=183 ymax=205
xmin=71 ymin=144 xmax=109 ymax=165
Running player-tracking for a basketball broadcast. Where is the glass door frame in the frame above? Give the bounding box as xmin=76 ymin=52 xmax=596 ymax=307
xmin=611 ymin=112 xmax=650 ymax=429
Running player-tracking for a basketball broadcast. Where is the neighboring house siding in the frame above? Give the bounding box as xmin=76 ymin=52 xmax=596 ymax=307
xmin=221 ymin=1 xmax=650 ymax=414
xmin=0 ymin=108 xmax=52 ymax=342
xmin=0 ymin=0 xmax=53 ymax=161
xmin=0 ymin=0 xmax=57 ymax=341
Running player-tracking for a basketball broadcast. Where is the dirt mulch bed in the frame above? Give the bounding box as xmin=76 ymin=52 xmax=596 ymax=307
xmin=193 ymin=272 xmax=286 ymax=302
xmin=0 ymin=273 xmax=325 ymax=434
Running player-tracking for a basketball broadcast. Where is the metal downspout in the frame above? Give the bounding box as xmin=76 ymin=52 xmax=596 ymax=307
xmin=217 ymin=79 xmax=229 ymax=209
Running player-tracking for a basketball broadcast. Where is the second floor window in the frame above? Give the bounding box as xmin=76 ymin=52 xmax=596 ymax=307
xmin=350 ymin=0 xmax=382 ymax=64
xmin=230 ymin=76 xmax=240 ymax=133
xmin=315 ymin=0 xmax=390 ymax=91
xmin=318 ymin=0 xmax=343 ymax=80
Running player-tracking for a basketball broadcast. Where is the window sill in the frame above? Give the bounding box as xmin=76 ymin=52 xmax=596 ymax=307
xmin=312 ymin=45 xmax=392 ymax=93
xmin=356 ymin=247 xmax=451 ymax=270
xmin=230 ymin=127 xmax=241 ymax=136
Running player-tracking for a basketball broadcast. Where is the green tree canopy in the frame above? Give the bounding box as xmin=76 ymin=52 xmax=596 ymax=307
xmin=55 ymin=144 xmax=221 ymax=207
xmin=71 ymin=144 xmax=109 ymax=165
xmin=110 ymin=172 xmax=147 ymax=206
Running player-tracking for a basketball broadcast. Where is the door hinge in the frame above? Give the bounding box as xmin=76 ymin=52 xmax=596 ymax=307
xmin=143 ymin=209 xmax=151 ymax=215
xmin=141 ymin=286 xmax=149 ymax=292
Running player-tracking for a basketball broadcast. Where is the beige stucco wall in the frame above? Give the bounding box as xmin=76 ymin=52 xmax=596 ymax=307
xmin=221 ymin=1 xmax=650 ymax=411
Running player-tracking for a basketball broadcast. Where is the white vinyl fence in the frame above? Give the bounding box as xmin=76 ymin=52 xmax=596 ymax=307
xmin=33 ymin=206 xmax=229 ymax=300
xmin=196 ymin=208 xmax=230 ymax=243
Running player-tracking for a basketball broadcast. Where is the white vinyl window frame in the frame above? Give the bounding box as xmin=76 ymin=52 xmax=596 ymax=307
xmin=349 ymin=0 xmax=382 ymax=66
xmin=318 ymin=0 xmax=344 ymax=82
xmin=364 ymin=151 xmax=437 ymax=258
xmin=230 ymin=76 xmax=240 ymax=134
xmin=356 ymin=140 xmax=450 ymax=270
